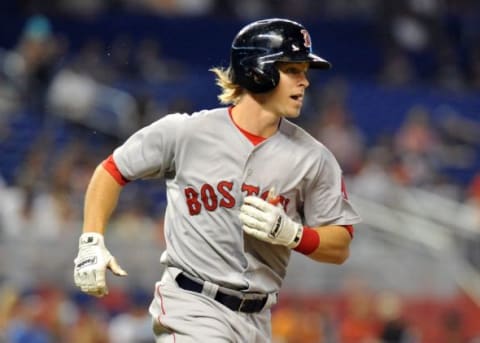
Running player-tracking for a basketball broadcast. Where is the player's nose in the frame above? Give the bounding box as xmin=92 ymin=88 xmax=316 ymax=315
xmin=299 ymin=72 xmax=309 ymax=88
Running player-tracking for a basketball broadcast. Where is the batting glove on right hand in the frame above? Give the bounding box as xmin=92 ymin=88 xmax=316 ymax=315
xmin=239 ymin=196 xmax=303 ymax=248
xmin=73 ymin=232 xmax=127 ymax=297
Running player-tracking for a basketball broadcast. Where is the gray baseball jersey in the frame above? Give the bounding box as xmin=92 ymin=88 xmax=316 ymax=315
xmin=113 ymin=107 xmax=361 ymax=294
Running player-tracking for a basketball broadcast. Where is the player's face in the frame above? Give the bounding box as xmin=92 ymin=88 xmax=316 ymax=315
xmin=269 ymin=62 xmax=310 ymax=118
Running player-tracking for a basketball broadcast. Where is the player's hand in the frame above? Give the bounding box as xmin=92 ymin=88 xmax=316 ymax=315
xmin=239 ymin=195 xmax=303 ymax=248
xmin=73 ymin=232 xmax=127 ymax=297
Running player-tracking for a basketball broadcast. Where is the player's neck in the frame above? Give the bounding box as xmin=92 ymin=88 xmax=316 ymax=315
xmin=231 ymin=97 xmax=281 ymax=138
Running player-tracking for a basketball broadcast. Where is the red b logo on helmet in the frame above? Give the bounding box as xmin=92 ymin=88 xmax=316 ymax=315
xmin=301 ymin=29 xmax=311 ymax=48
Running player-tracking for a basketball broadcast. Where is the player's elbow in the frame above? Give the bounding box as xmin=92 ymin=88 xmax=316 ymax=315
xmin=327 ymin=231 xmax=351 ymax=264
xmin=333 ymin=247 xmax=350 ymax=265
xmin=314 ymin=246 xmax=350 ymax=265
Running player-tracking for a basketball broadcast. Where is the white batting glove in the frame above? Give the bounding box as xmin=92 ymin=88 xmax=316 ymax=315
xmin=73 ymin=232 xmax=127 ymax=297
xmin=239 ymin=196 xmax=303 ymax=248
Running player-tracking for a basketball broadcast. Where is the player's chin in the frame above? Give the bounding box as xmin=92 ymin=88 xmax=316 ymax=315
xmin=284 ymin=108 xmax=302 ymax=118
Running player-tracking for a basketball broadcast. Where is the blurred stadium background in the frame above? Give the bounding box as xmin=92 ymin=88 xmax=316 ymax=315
xmin=0 ymin=0 xmax=480 ymax=342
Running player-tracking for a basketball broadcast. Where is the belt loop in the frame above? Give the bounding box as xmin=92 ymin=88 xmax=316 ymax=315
xmin=264 ymin=292 xmax=278 ymax=310
xmin=201 ymin=280 xmax=219 ymax=299
xmin=238 ymin=298 xmax=247 ymax=312
xmin=166 ymin=266 xmax=183 ymax=282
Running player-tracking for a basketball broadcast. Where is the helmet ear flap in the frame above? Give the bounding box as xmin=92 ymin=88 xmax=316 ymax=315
xmin=235 ymin=62 xmax=280 ymax=93
xmin=251 ymin=64 xmax=280 ymax=93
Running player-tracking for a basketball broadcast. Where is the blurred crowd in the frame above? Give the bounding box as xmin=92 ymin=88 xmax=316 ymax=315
xmin=1 ymin=2 xmax=480 ymax=342
xmin=2 ymin=274 xmax=480 ymax=343
xmin=7 ymin=0 xmax=480 ymax=90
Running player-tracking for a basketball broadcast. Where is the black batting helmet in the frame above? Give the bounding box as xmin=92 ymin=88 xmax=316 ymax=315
xmin=229 ymin=18 xmax=331 ymax=93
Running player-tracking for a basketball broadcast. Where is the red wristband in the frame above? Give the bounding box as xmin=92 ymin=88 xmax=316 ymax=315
xmin=294 ymin=227 xmax=320 ymax=255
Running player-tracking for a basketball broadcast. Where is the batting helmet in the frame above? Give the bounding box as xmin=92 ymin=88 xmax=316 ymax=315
xmin=229 ymin=18 xmax=331 ymax=93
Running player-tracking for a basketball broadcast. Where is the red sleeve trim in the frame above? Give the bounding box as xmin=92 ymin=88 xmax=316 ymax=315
xmin=343 ymin=225 xmax=354 ymax=238
xmin=294 ymin=227 xmax=320 ymax=255
xmin=102 ymin=154 xmax=130 ymax=186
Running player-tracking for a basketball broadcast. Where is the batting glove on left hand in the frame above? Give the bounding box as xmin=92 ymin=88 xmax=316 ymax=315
xmin=74 ymin=232 xmax=127 ymax=297
xmin=239 ymin=196 xmax=303 ymax=248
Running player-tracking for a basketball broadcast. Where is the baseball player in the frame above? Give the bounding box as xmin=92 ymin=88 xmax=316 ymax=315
xmin=74 ymin=18 xmax=361 ymax=342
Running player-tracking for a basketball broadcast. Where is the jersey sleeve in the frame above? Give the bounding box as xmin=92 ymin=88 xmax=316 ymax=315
xmin=102 ymin=154 xmax=130 ymax=185
xmin=112 ymin=113 xmax=185 ymax=180
xmin=303 ymin=148 xmax=362 ymax=228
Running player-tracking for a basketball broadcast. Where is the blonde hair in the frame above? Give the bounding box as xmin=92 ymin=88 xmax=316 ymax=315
xmin=209 ymin=67 xmax=244 ymax=105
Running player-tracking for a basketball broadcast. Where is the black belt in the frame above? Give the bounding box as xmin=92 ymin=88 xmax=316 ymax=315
xmin=175 ymin=273 xmax=268 ymax=313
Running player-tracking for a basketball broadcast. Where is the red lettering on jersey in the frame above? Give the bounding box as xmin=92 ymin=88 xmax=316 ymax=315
xmin=260 ymin=190 xmax=290 ymax=211
xmin=260 ymin=190 xmax=270 ymax=201
xmin=241 ymin=183 xmax=260 ymax=196
xmin=218 ymin=181 xmax=235 ymax=208
xmin=201 ymin=184 xmax=218 ymax=211
xmin=279 ymin=197 xmax=290 ymax=212
xmin=184 ymin=182 xmax=292 ymax=216
xmin=184 ymin=187 xmax=202 ymax=215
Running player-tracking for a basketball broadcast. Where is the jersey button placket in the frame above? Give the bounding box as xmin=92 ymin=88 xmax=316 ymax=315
xmin=242 ymin=151 xmax=254 ymax=182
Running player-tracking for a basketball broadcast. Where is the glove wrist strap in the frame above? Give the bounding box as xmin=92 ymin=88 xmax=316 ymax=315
xmin=293 ymin=227 xmax=320 ymax=255
xmin=79 ymin=232 xmax=105 ymax=247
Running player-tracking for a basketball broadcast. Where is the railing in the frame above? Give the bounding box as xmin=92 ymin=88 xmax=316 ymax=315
xmin=349 ymin=190 xmax=480 ymax=306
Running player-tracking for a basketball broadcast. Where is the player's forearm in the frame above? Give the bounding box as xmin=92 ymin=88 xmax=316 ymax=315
xmin=82 ymin=164 xmax=123 ymax=234
xmin=304 ymin=226 xmax=351 ymax=264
